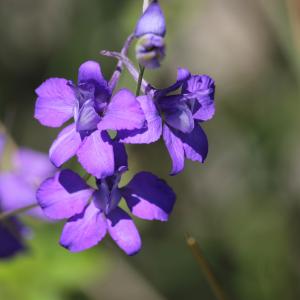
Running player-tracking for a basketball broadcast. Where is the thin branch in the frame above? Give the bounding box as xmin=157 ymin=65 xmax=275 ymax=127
xmin=186 ymin=234 xmax=228 ymax=300
xmin=0 ymin=204 xmax=38 ymax=221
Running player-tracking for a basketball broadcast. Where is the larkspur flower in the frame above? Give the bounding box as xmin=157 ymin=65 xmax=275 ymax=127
xmin=0 ymin=147 xmax=56 ymax=218
xmin=34 ymin=60 xmax=145 ymax=178
xmin=118 ymin=68 xmax=215 ymax=175
xmin=134 ymin=0 xmax=166 ymax=69
xmin=36 ymin=146 xmax=176 ymax=255
xmin=0 ymin=136 xmax=55 ymax=258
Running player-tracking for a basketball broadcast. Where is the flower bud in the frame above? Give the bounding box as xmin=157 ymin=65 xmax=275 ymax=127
xmin=135 ymin=1 xmax=166 ymax=38
xmin=135 ymin=33 xmax=165 ymax=69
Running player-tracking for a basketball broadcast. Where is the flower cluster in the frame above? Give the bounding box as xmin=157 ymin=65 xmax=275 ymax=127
xmin=33 ymin=0 xmax=216 ymax=255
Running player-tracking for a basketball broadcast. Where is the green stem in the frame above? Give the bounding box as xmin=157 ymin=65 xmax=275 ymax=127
xmin=83 ymin=172 xmax=92 ymax=181
xmin=186 ymin=234 xmax=228 ymax=300
xmin=0 ymin=203 xmax=38 ymax=221
xmin=136 ymin=65 xmax=145 ymax=96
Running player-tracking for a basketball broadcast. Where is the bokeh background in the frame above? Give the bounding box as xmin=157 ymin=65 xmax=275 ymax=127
xmin=1 ymin=0 xmax=300 ymax=299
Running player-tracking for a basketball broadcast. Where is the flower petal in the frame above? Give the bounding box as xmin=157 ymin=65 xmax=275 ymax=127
xmin=107 ymin=207 xmax=141 ymax=256
xmin=183 ymin=75 xmax=215 ymax=121
xmin=78 ymin=60 xmax=107 ymax=87
xmin=77 ymin=130 xmax=115 ymax=178
xmin=178 ymin=123 xmax=208 ymax=163
xmin=162 ymin=125 xmax=185 ymax=175
xmin=0 ymin=217 xmax=26 ymax=259
xmin=118 ymin=95 xmax=162 ymax=144
xmin=122 ymin=172 xmax=176 ymax=221
xmin=0 ymin=173 xmax=45 ymax=218
xmin=35 ymin=78 xmax=76 ymax=127
xmin=60 ymin=202 xmax=107 ymax=252
xmin=163 ymin=100 xmax=194 ymax=133
xmin=76 ymin=100 xmax=101 ymax=132
xmin=98 ymin=89 xmax=145 ymax=131
xmin=135 ymin=1 xmax=166 ymax=37
xmin=37 ymin=170 xmax=93 ymax=220
xmin=14 ymin=148 xmax=55 ymax=183
xmin=49 ymin=123 xmax=81 ymax=167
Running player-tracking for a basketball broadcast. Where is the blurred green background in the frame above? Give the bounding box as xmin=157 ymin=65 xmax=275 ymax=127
xmin=1 ymin=0 xmax=300 ymax=299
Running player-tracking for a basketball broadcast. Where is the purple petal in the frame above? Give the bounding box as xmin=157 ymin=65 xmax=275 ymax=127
xmin=122 ymin=172 xmax=176 ymax=221
xmin=0 ymin=217 xmax=26 ymax=259
xmin=49 ymin=123 xmax=81 ymax=167
xmin=14 ymin=148 xmax=55 ymax=183
xmin=0 ymin=173 xmax=44 ymax=218
xmin=37 ymin=170 xmax=93 ymax=220
xmin=77 ymin=130 xmax=115 ymax=178
xmin=177 ymin=123 xmax=208 ymax=163
xmin=76 ymin=100 xmax=101 ymax=132
xmin=155 ymin=68 xmax=190 ymax=98
xmin=35 ymin=78 xmax=76 ymax=127
xmin=118 ymin=95 xmax=162 ymax=144
xmin=162 ymin=124 xmax=185 ymax=175
xmin=163 ymin=100 xmax=194 ymax=133
xmin=98 ymin=89 xmax=145 ymax=131
xmin=78 ymin=60 xmax=107 ymax=87
xmin=107 ymin=207 xmax=141 ymax=255
xmin=113 ymin=142 xmax=128 ymax=172
xmin=183 ymin=75 xmax=215 ymax=121
xmin=135 ymin=1 xmax=166 ymax=37
xmin=60 ymin=202 xmax=107 ymax=252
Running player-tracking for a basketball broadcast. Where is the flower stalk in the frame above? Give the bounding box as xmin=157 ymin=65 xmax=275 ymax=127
xmin=0 ymin=203 xmax=39 ymax=222
xmin=186 ymin=234 xmax=228 ymax=300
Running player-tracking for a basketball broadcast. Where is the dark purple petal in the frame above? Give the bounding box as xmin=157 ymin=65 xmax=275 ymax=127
xmin=49 ymin=123 xmax=81 ymax=167
xmin=113 ymin=142 xmax=128 ymax=172
xmin=78 ymin=60 xmax=107 ymax=87
xmin=13 ymin=148 xmax=56 ymax=183
xmin=0 ymin=173 xmax=45 ymax=218
xmin=163 ymin=101 xmax=194 ymax=134
xmin=107 ymin=207 xmax=141 ymax=255
xmin=155 ymin=68 xmax=190 ymax=98
xmin=122 ymin=172 xmax=176 ymax=221
xmin=60 ymin=202 xmax=107 ymax=252
xmin=77 ymin=130 xmax=115 ymax=178
xmin=98 ymin=89 xmax=145 ymax=131
xmin=118 ymin=95 xmax=162 ymax=144
xmin=183 ymin=75 xmax=215 ymax=121
xmin=37 ymin=170 xmax=93 ymax=220
xmin=0 ymin=217 xmax=26 ymax=259
xmin=35 ymin=78 xmax=76 ymax=127
xmin=135 ymin=1 xmax=166 ymax=38
xmin=162 ymin=124 xmax=184 ymax=175
xmin=177 ymin=123 xmax=208 ymax=163
xmin=76 ymin=100 xmax=101 ymax=132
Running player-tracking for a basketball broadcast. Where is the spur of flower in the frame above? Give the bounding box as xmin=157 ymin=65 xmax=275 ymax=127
xmin=36 ymin=156 xmax=176 ymax=255
xmin=34 ymin=60 xmax=146 ymax=178
xmin=0 ymin=135 xmax=56 ymax=258
xmin=118 ymin=68 xmax=215 ymax=174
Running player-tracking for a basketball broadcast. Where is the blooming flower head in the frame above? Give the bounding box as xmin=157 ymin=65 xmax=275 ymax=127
xmin=0 ymin=136 xmax=55 ymax=258
xmin=34 ymin=61 xmax=145 ymax=178
xmin=134 ymin=0 xmax=166 ymax=69
xmin=37 ymin=149 xmax=176 ymax=255
xmin=118 ymin=68 xmax=215 ymax=174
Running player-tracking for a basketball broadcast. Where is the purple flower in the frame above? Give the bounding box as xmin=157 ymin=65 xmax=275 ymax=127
xmin=134 ymin=1 xmax=166 ymax=69
xmin=0 ymin=148 xmax=56 ymax=218
xmin=0 ymin=138 xmax=55 ymax=258
xmin=36 ymin=166 xmax=176 ymax=255
xmin=118 ymin=68 xmax=215 ymax=175
xmin=34 ymin=60 xmax=145 ymax=178
xmin=0 ymin=217 xmax=27 ymax=259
